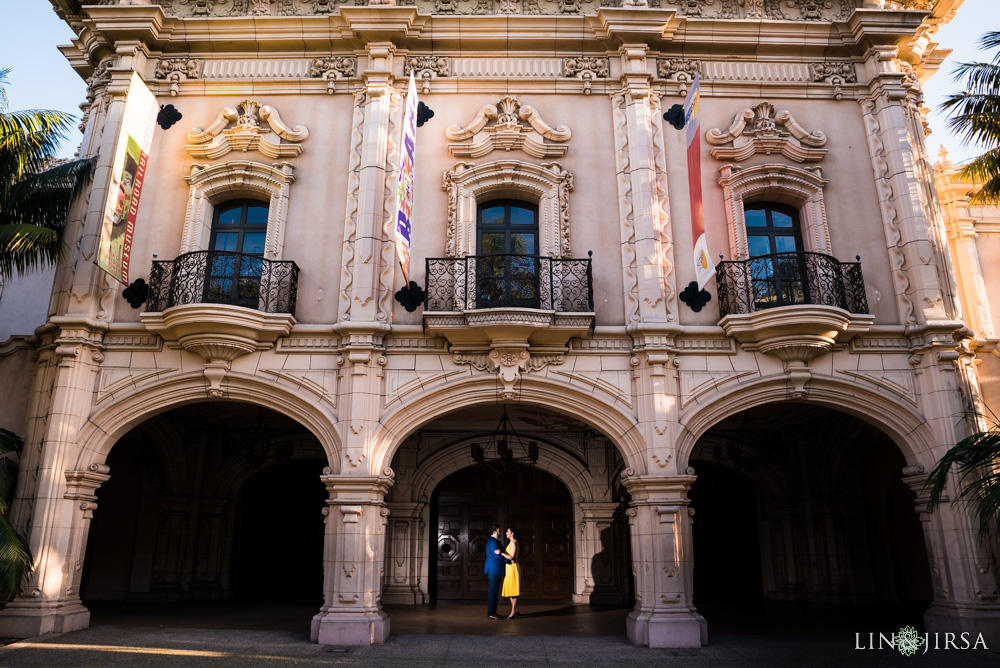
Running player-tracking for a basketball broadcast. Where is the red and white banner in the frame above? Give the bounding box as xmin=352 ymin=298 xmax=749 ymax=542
xmin=97 ymin=71 xmax=158 ymax=285
xmin=684 ymin=74 xmax=715 ymax=290
xmin=394 ymin=73 xmax=418 ymax=284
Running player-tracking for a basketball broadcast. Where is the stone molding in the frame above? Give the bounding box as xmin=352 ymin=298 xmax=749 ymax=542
xmin=185 ymin=99 xmax=309 ymax=159
xmin=445 ymin=95 xmax=571 ymax=158
xmin=441 ymin=160 xmax=573 ymax=258
xmin=181 ymin=160 xmax=295 ymax=260
xmin=717 ymin=162 xmax=830 ymax=260
xmin=154 ymin=57 xmax=202 ymax=96
xmin=141 ymin=304 xmax=296 ymax=396
xmin=310 ymin=56 xmax=358 ymax=93
xmin=720 ymin=305 xmax=874 ymax=398
xmin=706 ymin=101 xmax=827 ymax=163
xmin=809 ymin=61 xmax=856 ymax=100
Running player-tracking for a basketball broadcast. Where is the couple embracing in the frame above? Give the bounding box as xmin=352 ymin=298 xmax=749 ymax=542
xmin=484 ymin=524 xmax=521 ymax=620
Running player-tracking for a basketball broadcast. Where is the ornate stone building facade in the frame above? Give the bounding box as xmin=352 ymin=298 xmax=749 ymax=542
xmin=0 ymin=0 xmax=997 ymax=649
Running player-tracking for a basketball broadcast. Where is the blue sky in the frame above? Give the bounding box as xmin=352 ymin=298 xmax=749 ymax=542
xmin=1 ymin=0 xmax=998 ymax=162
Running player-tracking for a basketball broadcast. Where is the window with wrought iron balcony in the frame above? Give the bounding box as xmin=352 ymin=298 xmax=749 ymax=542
xmin=422 ymin=200 xmax=595 ymax=353
xmin=714 ymin=203 xmax=874 ymax=366
xmin=140 ymin=200 xmax=300 ymax=375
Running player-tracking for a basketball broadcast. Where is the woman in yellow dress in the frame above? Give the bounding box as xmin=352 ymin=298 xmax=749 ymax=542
xmin=500 ymin=527 xmax=521 ymax=619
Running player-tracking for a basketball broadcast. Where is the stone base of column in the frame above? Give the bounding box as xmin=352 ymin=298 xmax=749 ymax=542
xmin=626 ymin=609 xmax=706 ymax=648
xmin=381 ymin=589 xmax=424 ymax=605
xmin=924 ymin=602 xmax=1000 ymax=648
xmin=0 ymin=600 xmax=91 ymax=638
xmin=311 ymin=610 xmax=390 ymax=645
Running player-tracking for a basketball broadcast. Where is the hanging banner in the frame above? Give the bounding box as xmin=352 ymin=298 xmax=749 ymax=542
xmin=684 ymin=74 xmax=715 ymax=290
xmin=97 ymin=71 xmax=158 ymax=285
xmin=394 ymin=73 xmax=418 ymax=284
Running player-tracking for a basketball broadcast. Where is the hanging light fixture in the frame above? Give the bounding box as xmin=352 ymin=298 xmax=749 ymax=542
xmin=471 ymin=407 xmax=539 ymax=473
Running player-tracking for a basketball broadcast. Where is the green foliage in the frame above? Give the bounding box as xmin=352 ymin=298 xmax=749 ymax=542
xmin=0 ymin=429 xmax=32 ymax=602
xmin=940 ymin=31 xmax=1000 ymax=204
xmin=0 ymin=67 xmax=89 ymax=280
xmin=926 ymin=413 xmax=1000 ymax=546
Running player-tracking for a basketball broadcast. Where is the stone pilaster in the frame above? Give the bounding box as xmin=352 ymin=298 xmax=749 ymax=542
xmin=311 ymin=474 xmax=393 ymax=645
xmin=622 ymin=473 xmax=705 ymax=648
xmin=382 ymin=501 xmax=427 ymax=605
xmin=576 ymin=502 xmax=623 ymax=604
xmin=0 ymin=320 xmax=107 ymax=637
xmin=903 ymin=470 xmax=1000 ymax=647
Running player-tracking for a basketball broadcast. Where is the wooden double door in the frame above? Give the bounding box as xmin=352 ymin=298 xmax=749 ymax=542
xmin=433 ymin=465 xmax=572 ymax=600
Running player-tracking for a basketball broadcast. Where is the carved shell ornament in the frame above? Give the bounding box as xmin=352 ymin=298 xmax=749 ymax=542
xmin=706 ymin=101 xmax=827 ymax=163
xmin=445 ymin=96 xmax=571 ymax=159
xmin=185 ymin=99 xmax=309 ymax=159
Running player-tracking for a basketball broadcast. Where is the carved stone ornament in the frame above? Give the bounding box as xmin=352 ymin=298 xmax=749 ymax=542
xmin=185 ymin=99 xmax=309 ymax=159
xmin=810 ymin=61 xmax=856 ymax=100
xmin=662 ymin=0 xmax=738 ymax=17
xmin=563 ymin=57 xmax=610 ymax=95
xmin=706 ymin=102 xmax=827 ymax=163
xmin=738 ymin=0 xmax=764 ymax=17
xmin=763 ymin=0 xmax=852 ymax=21
xmin=310 ymin=56 xmax=357 ymax=94
xmin=154 ymin=58 xmax=203 ymax=97
xmin=405 ymin=56 xmax=449 ymax=94
xmin=445 ymin=96 xmax=571 ymax=159
xmin=657 ymin=59 xmax=701 ymax=96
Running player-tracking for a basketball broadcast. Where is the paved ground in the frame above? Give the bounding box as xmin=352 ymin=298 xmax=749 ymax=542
xmin=0 ymin=601 xmax=996 ymax=666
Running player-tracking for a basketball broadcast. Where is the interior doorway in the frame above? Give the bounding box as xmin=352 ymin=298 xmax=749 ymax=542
xmin=430 ymin=464 xmax=573 ymax=601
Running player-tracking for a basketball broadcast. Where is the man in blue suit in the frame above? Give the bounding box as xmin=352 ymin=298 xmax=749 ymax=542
xmin=485 ymin=524 xmax=505 ymax=619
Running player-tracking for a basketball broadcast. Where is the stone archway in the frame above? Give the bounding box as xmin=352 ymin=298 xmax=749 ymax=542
xmin=80 ymin=402 xmax=328 ymax=617
xmin=686 ymin=403 xmax=934 ymax=636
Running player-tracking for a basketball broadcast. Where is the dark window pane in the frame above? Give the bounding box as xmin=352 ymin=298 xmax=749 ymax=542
xmin=217 ymin=207 xmax=241 ymax=225
xmin=745 ymin=209 xmax=767 ymax=227
xmin=748 ymin=236 xmax=772 ymax=257
xmin=213 ymin=233 xmax=238 ymax=251
xmin=246 ymin=205 xmax=269 ymax=226
xmin=242 ymin=233 xmax=266 ymax=255
xmin=480 ymin=206 xmax=506 ymax=227
xmin=510 ymin=206 xmax=535 ymax=226
xmin=772 ymin=211 xmax=794 ymax=228
xmin=481 ymin=233 xmax=505 ymax=254
xmin=774 ymin=236 xmax=799 ymax=253
xmin=510 ymin=234 xmax=534 ymax=255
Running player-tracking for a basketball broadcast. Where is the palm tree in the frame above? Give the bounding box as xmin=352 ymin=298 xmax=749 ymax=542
xmin=0 ymin=67 xmax=93 ymax=280
xmin=939 ymin=31 xmax=1000 ymax=203
xmin=0 ymin=429 xmax=31 ymax=602
xmin=926 ymin=414 xmax=1000 ymax=547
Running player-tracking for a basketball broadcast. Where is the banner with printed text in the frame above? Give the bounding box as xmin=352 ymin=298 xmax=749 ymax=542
xmin=97 ymin=71 xmax=158 ymax=285
xmin=684 ymin=74 xmax=715 ymax=290
xmin=394 ymin=73 xmax=418 ymax=284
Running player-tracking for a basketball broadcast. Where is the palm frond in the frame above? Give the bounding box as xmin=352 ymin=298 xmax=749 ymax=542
xmin=926 ymin=419 xmax=1000 ymax=543
xmin=0 ymin=223 xmax=65 ymax=279
xmin=957 ymin=147 xmax=1000 ymax=204
xmin=0 ymin=513 xmax=33 ymax=602
xmin=980 ymin=31 xmax=1000 ymax=61
xmin=0 ymin=429 xmax=23 ymax=505
xmin=1 ymin=157 xmax=96 ymax=228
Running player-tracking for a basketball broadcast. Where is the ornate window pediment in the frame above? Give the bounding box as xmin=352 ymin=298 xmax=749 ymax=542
xmin=707 ymin=102 xmax=827 ymax=163
xmin=185 ymin=99 xmax=309 ymax=160
xmin=445 ymin=96 xmax=571 ymax=159
xmin=442 ymin=160 xmax=573 ymax=259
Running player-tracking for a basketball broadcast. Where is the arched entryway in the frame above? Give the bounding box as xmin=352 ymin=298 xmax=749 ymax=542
xmin=81 ymin=402 xmax=327 ymax=625
xmin=688 ymin=404 xmax=933 ymax=634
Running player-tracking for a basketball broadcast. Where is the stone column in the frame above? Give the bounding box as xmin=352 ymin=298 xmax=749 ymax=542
xmin=311 ymin=474 xmax=393 ymax=645
xmin=0 ymin=321 xmax=107 ymax=637
xmin=576 ymin=502 xmax=623 ymax=604
xmin=382 ymin=501 xmax=426 ymax=605
xmin=904 ymin=469 xmax=1000 ymax=647
xmin=623 ymin=473 xmax=705 ymax=648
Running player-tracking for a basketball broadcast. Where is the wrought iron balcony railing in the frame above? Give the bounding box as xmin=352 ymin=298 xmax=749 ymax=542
xmin=716 ymin=251 xmax=868 ymax=317
xmin=146 ymin=250 xmax=300 ymax=315
xmin=425 ymin=253 xmax=594 ymax=312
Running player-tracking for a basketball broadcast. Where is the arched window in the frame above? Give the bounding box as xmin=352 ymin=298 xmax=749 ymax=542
xmin=477 ymin=200 xmax=539 ymax=256
xmin=476 ymin=200 xmax=540 ymax=308
xmin=744 ymin=203 xmax=803 ymax=257
xmin=206 ymin=200 xmax=269 ymax=307
xmin=744 ymin=202 xmax=807 ymax=308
